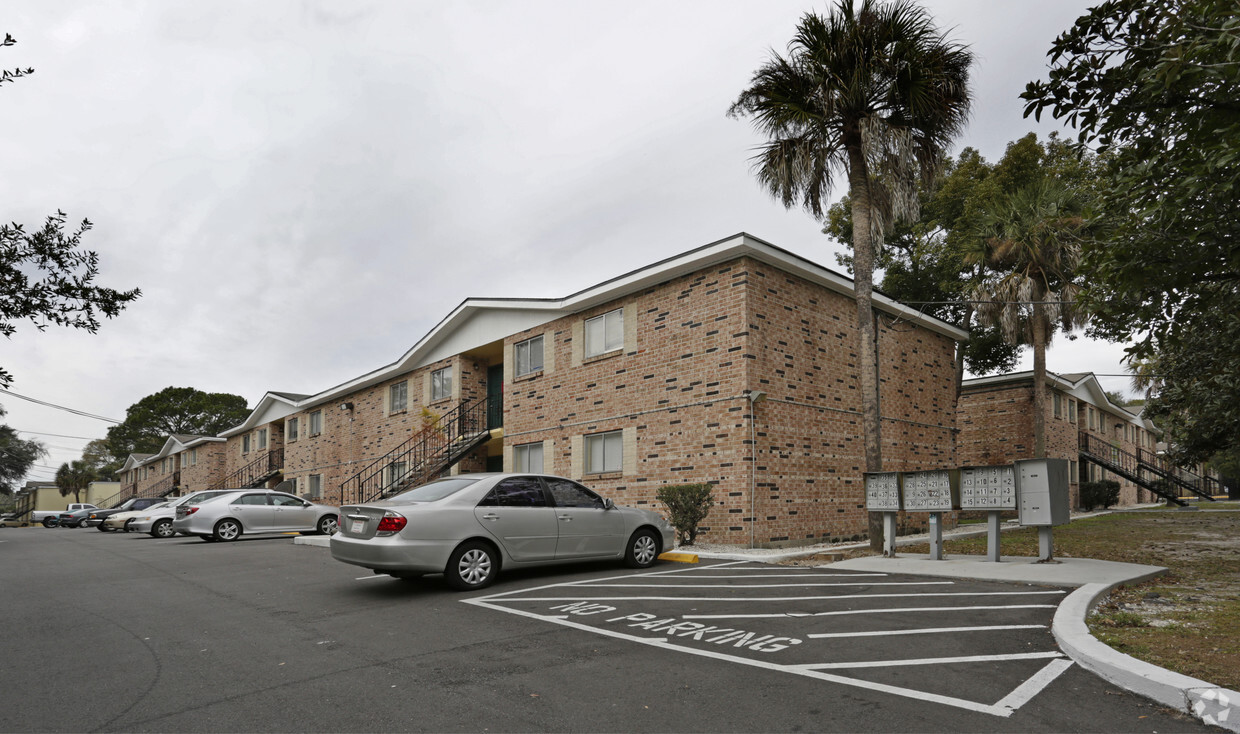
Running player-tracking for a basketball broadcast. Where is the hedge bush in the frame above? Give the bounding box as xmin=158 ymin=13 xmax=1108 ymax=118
xmin=655 ymin=483 xmax=714 ymax=546
xmin=1080 ymin=479 xmax=1121 ymax=511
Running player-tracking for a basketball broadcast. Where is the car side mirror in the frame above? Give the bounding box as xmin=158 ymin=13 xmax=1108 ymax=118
xmin=602 ymin=498 xmax=615 ymax=510
xmin=302 ymin=502 xmax=312 ymax=508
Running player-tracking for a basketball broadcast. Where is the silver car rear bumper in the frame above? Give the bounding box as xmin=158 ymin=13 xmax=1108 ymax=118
xmin=329 ymin=534 xmax=456 ymax=574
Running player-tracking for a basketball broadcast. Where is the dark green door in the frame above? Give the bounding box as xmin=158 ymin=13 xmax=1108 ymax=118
xmin=487 ymin=364 xmax=503 ymax=430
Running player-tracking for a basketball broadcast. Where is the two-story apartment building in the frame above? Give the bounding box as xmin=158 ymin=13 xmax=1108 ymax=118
xmin=118 ymin=435 xmax=227 ymax=499
xmin=957 ymin=371 xmax=1215 ymax=508
xmin=209 ymin=233 xmax=966 ymax=547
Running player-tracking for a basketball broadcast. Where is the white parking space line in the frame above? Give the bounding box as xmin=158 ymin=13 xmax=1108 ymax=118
xmin=993 ymin=658 xmax=1076 ymax=713
xmin=579 ymin=581 xmax=958 ymax=589
xmin=354 ymin=575 xmax=388 ymax=581
xmin=796 ymin=651 xmax=1065 ymax=670
xmin=808 ymin=624 xmax=1045 ymax=639
xmin=684 ymin=603 xmax=1060 ymax=620
xmin=652 ymin=573 xmax=889 ymax=579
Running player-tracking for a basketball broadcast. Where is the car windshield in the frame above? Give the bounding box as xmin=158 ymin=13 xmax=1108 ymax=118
xmin=386 ymin=477 xmax=480 ymax=503
xmin=144 ymin=502 xmax=170 ymax=511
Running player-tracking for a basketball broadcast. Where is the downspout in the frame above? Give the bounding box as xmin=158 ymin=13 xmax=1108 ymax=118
xmin=747 ymin=390 xmax=767 ymax=548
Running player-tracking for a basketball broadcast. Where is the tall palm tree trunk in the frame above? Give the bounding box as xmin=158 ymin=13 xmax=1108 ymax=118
xmin=848 ymin=148 xmax=885 ymax=550
xmin=1030 ymin=297 xmax=1048 ymax=459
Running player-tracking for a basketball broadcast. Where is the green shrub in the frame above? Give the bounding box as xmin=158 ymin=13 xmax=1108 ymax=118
xmin=655 ymin=483 xmax=714 ymax=546
xmin=1080 ymin=479 xmax=1122 ymax=510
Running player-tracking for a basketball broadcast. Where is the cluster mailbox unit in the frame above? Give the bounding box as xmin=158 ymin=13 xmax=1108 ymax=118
xmin=865 ymin=458 xmax=1071 ymax=562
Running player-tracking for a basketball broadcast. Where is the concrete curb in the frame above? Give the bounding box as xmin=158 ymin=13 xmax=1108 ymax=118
xmin=1054 ymin=581 xmax=1240 ymax=732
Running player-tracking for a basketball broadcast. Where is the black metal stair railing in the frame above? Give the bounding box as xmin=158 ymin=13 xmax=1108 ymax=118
xmin=339 ymin=395 xmax=493 ymax=506
xmin=209 ymin=447 xmax=285 ymax=490
xmin=1137 ymin=448 xmax=1220 ymax=499
xmin=1078 ymin=433 xmax=1189 ymax=506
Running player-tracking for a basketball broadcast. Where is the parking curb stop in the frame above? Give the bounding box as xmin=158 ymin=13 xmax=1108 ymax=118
xmin=659 ymin=551 xmax=699 ymax=563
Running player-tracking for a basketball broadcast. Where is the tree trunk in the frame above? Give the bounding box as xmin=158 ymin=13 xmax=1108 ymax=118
xmin=953 ymin=302 xmax=974 ymax=403
xmin=1031 ymin=298 xmax=1048 ymax=459
xmin=846 ymin=145 xmax=885 ymax=551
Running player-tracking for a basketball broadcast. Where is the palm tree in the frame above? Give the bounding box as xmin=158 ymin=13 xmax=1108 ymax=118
xmin=729 ymin=0 xmax=972 ymax=548
xmin=55 ymin=459 xmax=97 ymax=504
xmin=966 ymin=178 xmax=1087 ymax=458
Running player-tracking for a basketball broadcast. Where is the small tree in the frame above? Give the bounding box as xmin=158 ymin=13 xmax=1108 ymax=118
xmin=55 ymin=460 xmax=97 ymax=504
xmin=655 ymin=483 xmax=714 ymax=546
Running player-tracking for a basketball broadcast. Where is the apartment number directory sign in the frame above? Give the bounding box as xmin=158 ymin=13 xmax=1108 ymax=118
xmin=960 ymin=465 xmax=1018 ymax=510
xmin=901 ymin=470 xmax=956 ymax=511
xmin=863 ymin=472 xmax=902 ymax=511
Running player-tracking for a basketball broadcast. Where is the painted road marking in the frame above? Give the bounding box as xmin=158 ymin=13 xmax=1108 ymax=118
xmin=577 ymin=581 xmax=957 ymax=588
xmin=467 ymin=560 xmax=1074 ymax=718
xmin=684 ymin=604 xmax=1060 ymax=619
xmin=632 ymin=572 xmax=890 ymax=579
xmin=796 ymin=651 xmax=1065 ymax=670
xmin=807 ymin=624 xmax=1045 ymax=639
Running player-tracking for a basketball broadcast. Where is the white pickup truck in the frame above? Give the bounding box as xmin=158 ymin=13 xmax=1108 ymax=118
xmin=31 ymin=503 xmax=98 ymax=527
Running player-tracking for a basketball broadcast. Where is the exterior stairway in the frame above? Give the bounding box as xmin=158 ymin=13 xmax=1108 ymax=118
xmin=339 ymin=395 xmax=494 ymax=505
xmin=209 ymin=448 xmax=285 ymax=491
xmin=1078 ymin=433 xmax=1216 ymax=506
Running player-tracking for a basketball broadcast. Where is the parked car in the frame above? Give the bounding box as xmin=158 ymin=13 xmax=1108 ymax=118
xmin=57 ymin=506 xmax=98 ymax=528
xmin=172 ymin=489 xmax=339 ymax=542
xmin=101 ymin=501 xmax=172 ymax=532
xmin=128 ymin=490 xmax=236 ymax=537
xmin=330 ymin=473 xmax=675 ymax=591
xmin=33 ymin=503 xmax=97 ymax=527
xmin=86 ymin=497 xmax=166 ymax=530
xmin=0 ymin=512 xmax=21 ymax=528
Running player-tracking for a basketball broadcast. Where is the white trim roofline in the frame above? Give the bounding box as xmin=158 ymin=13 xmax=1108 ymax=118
xmin=962 ymin=370 xmax=1141 ymax=422
xmin=222 ymin=232 xmax=971 ymax=435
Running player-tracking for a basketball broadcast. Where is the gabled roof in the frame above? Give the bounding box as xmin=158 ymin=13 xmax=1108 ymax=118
xmin=120 ymin=453 xmax=154 ymax=472
xmin=961 ymin=371 xmax=1142 ymax=423
xmin=222 ymin=232 xmax=972 ymax=436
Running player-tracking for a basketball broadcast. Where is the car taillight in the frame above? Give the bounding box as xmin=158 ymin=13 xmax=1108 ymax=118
xmin=375 ymin=512 xmax=407 ymax=536
xmin=184 ymin=507 xmax=199 ymax=515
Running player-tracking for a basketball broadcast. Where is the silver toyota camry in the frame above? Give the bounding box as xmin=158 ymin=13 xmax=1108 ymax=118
xmin=330 ymin=473 xmax=676 ymax=590
xmin=172 ymin=489 xmax=339 ymax=541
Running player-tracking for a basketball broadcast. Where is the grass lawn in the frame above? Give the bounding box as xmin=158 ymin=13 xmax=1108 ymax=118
xmin=902 ymin=511 xmax=1240 ymax=690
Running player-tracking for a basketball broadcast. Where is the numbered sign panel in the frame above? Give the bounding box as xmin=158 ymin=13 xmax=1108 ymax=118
xmin=901 ymin=469 xmax=958 ymax=511
xmin=864 ymin=472 xmax=903 ymax=511
xmin=960 ymin=465 xmax=1017 ymax=510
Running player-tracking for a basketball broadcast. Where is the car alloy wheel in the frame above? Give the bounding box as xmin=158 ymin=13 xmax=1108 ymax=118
xmin=213 ymin=519 xmax=242 ymax=542
xmin=317 ymin=515 xmax=338 ymax=535
xmin=624 ymin=528 xmax=660 ymax=568
xmin=152 ymin=519 xmax=174 ymax=538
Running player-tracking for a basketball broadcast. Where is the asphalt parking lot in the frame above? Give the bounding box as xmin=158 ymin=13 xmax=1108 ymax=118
xmin=0 ymin=528 xmax=1210 ymax=732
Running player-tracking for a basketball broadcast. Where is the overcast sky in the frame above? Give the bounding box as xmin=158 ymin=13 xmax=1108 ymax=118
xmin=3 ymin=0 xmax=1125 ymax=485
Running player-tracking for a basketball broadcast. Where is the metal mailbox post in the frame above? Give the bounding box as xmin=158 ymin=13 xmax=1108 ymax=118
xmin=901 ymin=469 xmax=959 ymax=560
xmin=960 ymin=465 xmax=1018 ymax=562
xmin=864 ymin=472 xmax=902 ymax=557
xmin=1015 ymin=458 xmax=1071 ymax=561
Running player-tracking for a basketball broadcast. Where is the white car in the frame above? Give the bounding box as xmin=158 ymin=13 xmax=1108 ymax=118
xmin=173 ymin=489 xmax=339 ymax=542
xmin=128 ymin=490 xmax=237 ymax=537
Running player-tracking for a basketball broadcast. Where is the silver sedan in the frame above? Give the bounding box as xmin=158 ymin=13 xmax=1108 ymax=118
xmin=330 ymin=473 xmax=676 ymax=590
xmin=172 ymin=489 xmax=339 ymax=542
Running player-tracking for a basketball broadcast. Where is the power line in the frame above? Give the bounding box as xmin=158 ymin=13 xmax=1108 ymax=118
xmin=14 ymin=429 xmax=98 ymax=440
xmin=0 ymin=388 xmax=122 ymax=423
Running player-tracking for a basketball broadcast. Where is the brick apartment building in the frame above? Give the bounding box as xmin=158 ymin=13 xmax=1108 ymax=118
xmin=118 ymin=435 xmax=227 ymax=501
xmin=120 ymin=233 xmax=967 ymax=547
xmin=956 ymin=371 xmax=1219 ymax=508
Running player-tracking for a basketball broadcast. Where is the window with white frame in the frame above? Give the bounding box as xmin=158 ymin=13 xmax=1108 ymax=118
xmin=287 ymin=417 xmax=299 ymax=441
xmin=309 ymin=410 xmax=322 ymax=436
xmin=515 ymin=335 xmax=544 ymax=377
xmin=585 ymin=430 xmax=623 ymax=474
xmin=257 ymin=429 xmax=267 ymax=451
xmin=514 ymin=442 xmax=544 ymax=473
xmin=242 ymin=435 xmax=251 ymax=453
xmin=584 ymin=309 xmax=624 ymax=358
xmin=1053 ymin=393 xmax=1063 ymax=419
xmin=431 ymin=366 xmax=452 ymax=401
xmin=308 ymin=474 xmax=322 ymax=499
xmin=180 ymin=453 xmax=187 ymax=469
xmin=1069 ymin=400 xmax=1078 ymax=423
xmin=1070 ymin=460 xmax=1079 ymax=483
xmin=390 ymin=381 xmax=408 ymax=413
xmin=191 ymin=448 xmax=198 ymax=466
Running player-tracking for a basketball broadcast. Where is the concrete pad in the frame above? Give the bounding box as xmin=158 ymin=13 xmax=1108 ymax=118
xmin=294 ymin=535 xmax=331 ymax=547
